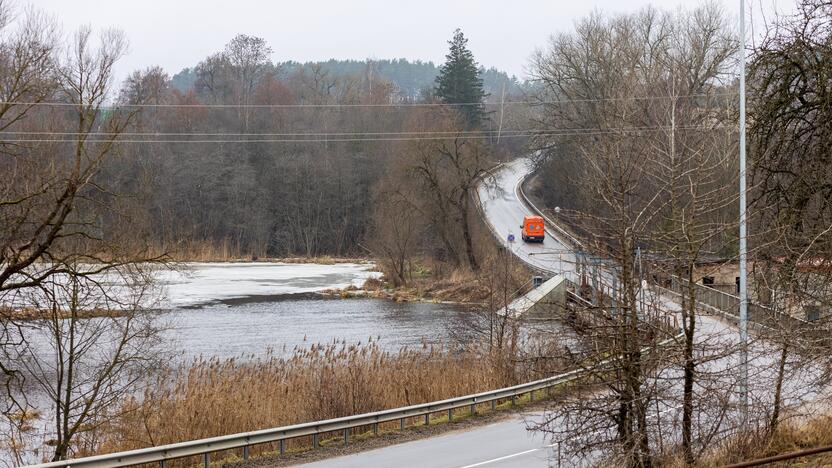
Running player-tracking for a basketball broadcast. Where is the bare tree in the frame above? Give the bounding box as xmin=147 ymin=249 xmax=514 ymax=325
xmin=404 ymin=109 xmax=493 ymax=271
xmin=3 ymin=265 xmax=165 ymax=462
xmin=747 ymin=0 xmax=832 ymax=436
xmin=529 ymin=5 xmax=739 ymax=465
xmin=224 ymin=34 xmax=273 ymax=130
xmin=0 ymin=21 xmax=168 ymax=463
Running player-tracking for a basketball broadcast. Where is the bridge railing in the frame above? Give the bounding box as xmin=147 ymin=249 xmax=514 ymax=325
xmin=661 ymin=274 xmax=811 ymax=330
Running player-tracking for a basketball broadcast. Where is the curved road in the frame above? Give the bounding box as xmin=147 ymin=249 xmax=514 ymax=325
xmin=478 ymin=159 xmax=576 ymax=276
xmin=294 ymin=158 xmax=801 ymax=468
xmin=294 ymin=160 xmax=569 ymax=468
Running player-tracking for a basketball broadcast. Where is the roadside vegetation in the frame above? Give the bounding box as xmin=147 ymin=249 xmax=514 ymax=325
xmin=34 ymin=340 xmax=568 ymax=462
xmin=660 ymin=412 xmax=832 ymax=466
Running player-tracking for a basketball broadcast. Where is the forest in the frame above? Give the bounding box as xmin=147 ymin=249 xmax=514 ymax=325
xmin=105 ymin=37 xmax=529 ymax=261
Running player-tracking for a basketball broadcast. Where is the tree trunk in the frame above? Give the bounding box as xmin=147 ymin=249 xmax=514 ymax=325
xmin=459 ymin=195 xmax=479 ymax=271
xmin=769 ymin=341 xmax=789 ymax=433
xmin=682 ymin=271 xmax=696 ymax=465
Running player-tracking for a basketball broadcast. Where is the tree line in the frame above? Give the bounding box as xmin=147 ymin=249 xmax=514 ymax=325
xmin=170 ymin=57 xmax=526 ymax=102
xmin=108 ymin=31 xmax=524 ymax=261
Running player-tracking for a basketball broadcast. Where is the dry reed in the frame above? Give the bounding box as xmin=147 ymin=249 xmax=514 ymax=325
xmin=82 ymin=341 xmax=519 ymax=461
xmin=658 ymin=413 xmax=832 ymax=467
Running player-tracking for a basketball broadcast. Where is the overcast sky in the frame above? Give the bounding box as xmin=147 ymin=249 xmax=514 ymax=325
xmin=31 ymin=0 xmax=796 ymax=83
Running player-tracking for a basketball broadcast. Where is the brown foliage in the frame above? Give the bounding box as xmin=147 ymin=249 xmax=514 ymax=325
xmin=84 ymin=342 xmax=519 ymax=459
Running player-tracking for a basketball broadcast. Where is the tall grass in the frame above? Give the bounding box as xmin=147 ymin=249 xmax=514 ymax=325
xmin=659 ymin=414 xmax=832 ymax=466
xmin=83 ymin=341 xmax=520 ymax=459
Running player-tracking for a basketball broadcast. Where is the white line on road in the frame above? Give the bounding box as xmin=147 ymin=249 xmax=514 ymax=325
xmin=456 ymin=406 xmax=682 ymax=468
xmin=457 ymin=448 xmax=543 ymax=468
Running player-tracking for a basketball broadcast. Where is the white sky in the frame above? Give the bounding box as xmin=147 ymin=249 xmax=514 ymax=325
xmin=29 ymin=0 xmax=796 ymax=83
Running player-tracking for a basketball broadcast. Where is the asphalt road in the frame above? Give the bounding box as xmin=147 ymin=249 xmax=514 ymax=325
xmin=292 ymin=160 xmax=566 ymax=468
xmin=295 ymin=414 xmax=558 ymax=468
xmin=477 ymin=159 xmax=576 ymax=276
xmin=292 ymin=158 xmax=814 ymax=468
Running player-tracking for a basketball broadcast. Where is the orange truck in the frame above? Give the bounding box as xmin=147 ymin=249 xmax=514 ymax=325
xmin=520 ymin=215 xmax=545 ymax=243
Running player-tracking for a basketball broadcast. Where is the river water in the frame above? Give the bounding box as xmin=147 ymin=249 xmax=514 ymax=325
xmin=153 ymin=262 xmax=466 ymax=361
xmin=166 ymin=297 xmax=467 ymax=361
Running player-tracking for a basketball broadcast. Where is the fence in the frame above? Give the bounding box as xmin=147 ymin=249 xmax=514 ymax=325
xmin=661 ymin=274 xmax=811 ymax=330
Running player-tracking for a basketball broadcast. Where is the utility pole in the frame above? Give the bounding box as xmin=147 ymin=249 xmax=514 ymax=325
xmin=497 ymin=81 xmax=506 ymax=146
xmin=738 ymin=0 xmax=749 ymax=427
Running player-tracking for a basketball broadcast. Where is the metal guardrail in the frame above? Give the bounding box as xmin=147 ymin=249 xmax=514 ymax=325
xmin=30 ymin=367 xmax=586 ymax=468
xmin=30 ymin=330 xmax=686 ymax=468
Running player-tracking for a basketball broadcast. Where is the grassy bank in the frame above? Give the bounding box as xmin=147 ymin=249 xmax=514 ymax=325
xmin=76 ymin=342 xmax=528 ymax=462
xmin=659 ymin=413 xmax=832 ymax=466
xmin=365 ymin=252 xmax=533 ymax=305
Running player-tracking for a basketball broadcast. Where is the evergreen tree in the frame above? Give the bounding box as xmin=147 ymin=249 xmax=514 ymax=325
xmin=435 ymin=29 xmax=488 ymax=127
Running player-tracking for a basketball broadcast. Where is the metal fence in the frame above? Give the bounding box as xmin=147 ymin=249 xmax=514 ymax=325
xmin=662 ymin=274 xmax=810 ymax=330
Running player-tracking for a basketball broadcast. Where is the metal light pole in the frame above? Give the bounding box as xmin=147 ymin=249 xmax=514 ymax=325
xmin=554 ymin=206 xmax=562 ymax=272
xmin=738 ymin=0 xmax=749 ymax=426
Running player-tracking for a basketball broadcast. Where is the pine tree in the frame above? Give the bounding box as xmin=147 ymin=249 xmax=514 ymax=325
xmin=435 ymin=29 xmax=488 ymax=128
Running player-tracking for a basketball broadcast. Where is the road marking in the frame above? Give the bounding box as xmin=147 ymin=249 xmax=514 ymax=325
xmin=457 ymin=406 xmax=681 ymax=468
xmin=457 ymin=448 xmax=542 ymax=468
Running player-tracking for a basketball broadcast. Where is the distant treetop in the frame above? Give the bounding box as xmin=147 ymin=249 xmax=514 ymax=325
xmin=434 ymin=28 xmax=488 ymax=128
xmin=170 ymin=57 xmax=524 ymax=102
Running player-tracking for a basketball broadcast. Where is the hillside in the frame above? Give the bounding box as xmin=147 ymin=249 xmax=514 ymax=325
xmin=170 ymin=58 xmax=527 ymax=100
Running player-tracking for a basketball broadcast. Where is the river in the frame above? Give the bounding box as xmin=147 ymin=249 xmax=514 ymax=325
xmin=158 ymin=262 xmax=468 ymax=360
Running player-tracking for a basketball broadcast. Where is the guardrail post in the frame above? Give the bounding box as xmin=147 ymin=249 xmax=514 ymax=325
xmin=344 ymin=428 xmax=349 ymax=445
xmin=243 ymin=445 xmax=249 ymax=461
xmin=511 ymin=395 xmax=517 ymax=406
xmin=373 ymin=422 xmax=379 ymax=436
xmin=424 ymin=413 xmax=430 ymax=426
xmin=491 ymin=399 xmax=496 ymax=410
xmin=160 ymin=460 xmax=166 ymax=468
xmin=448 ymin=408 xmax=453 ymax=422
xmin=203 ymin=452 xmax=210 ymax=468
xmin=400 ymin=417 xmax=405 ymax=430
xmin=470 ymin=403 xmax=476 ymax=415
xmin=279 ymin=439 xmax=286 ymax=455
xmin=530 ymin=390 xmax=535 ymax=402
xmin=313 ymin=433 xmax=319 ymax=448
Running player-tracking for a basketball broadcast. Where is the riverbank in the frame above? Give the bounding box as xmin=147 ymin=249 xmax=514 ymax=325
xmin=72 ymin=342 xmax=532 ymax=460
xmin=0 ymin=305 xmax=122 ymax=320
xmin=320 ymin=273 xmax=496 ymax=305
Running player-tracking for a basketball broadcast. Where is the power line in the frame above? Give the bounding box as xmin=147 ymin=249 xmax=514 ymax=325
xmin=0 ymin=92 xmax=738 ymax=109
xmin=0 ymin=125 xmax=737 ymax=144
xmin=0 ymin=124 xmax=736 ymax=137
